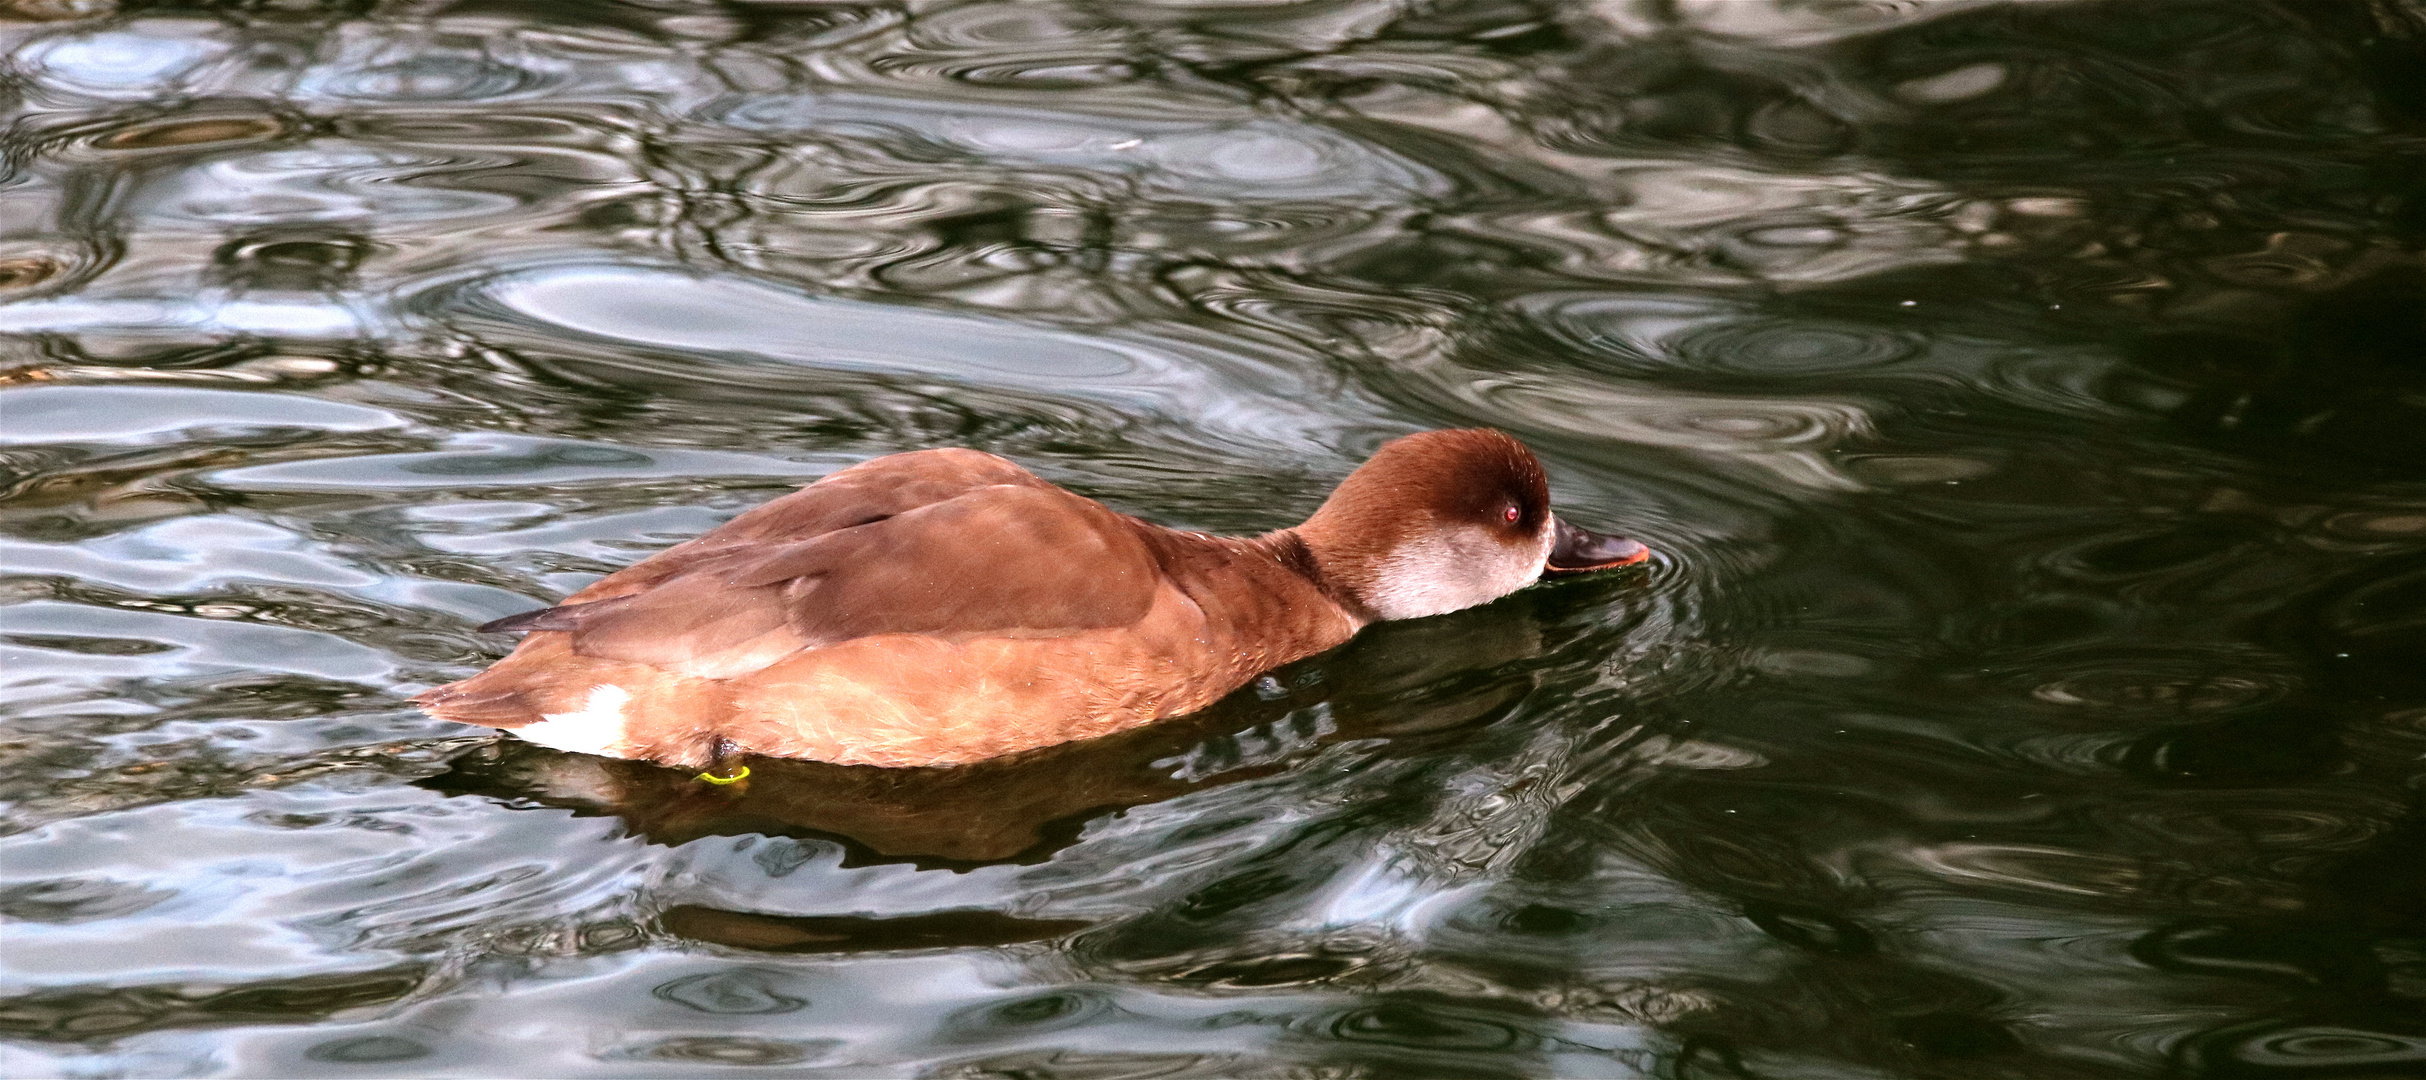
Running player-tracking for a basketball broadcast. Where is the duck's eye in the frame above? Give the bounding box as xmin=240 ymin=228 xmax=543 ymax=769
xmin=1502 ymin=505 xmax=1521 ymax=524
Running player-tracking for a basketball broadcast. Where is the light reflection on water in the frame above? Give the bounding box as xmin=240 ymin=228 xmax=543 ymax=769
xmin=3 ymin=1 xmax=2424 ymax=1077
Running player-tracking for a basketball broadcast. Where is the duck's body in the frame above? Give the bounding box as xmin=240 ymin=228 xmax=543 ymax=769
xmin=417 ymin=430 xmax=1645 ymax=769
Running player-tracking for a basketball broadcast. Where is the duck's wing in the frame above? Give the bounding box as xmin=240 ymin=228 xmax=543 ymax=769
xmin=479 ymin=456 xmax=1164 ymax=679
xmin=482 ymin=447 xmax=1050 ymax=631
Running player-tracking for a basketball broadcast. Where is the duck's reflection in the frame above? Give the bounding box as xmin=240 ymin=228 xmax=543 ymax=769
xmin=426 ymin=700 xmax=1285 ymax=868
xmin=421 ymin=586 xmax=1607 ymax=869
xmin=654 ymin=906 xmax=1094 ymax=954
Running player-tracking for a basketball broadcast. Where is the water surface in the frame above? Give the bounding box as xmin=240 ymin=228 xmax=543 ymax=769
xmin=3 ymin=2 xmax=2424 ymax=1076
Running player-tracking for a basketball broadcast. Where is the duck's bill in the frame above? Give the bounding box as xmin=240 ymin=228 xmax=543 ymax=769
xmin=1545 ymin=515 xmax=1651 ymax=575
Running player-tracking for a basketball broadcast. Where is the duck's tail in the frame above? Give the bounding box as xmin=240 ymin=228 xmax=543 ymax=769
xmin=415 ymin=678 xmax=542 ymax=729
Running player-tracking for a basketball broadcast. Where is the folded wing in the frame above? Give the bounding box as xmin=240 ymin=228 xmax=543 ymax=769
xmin=478 ymin=450 xmax=1163 ymax=679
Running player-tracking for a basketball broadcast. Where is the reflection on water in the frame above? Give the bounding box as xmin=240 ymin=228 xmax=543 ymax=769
xmin=3 ymin=1 xmax=2423 ymax=1076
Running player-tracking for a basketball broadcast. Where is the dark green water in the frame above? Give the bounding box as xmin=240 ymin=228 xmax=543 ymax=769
xmin=3 ymin=1 xmax=2423 ymax=1076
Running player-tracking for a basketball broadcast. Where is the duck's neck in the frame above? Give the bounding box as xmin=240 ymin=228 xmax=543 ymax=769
xmin=1252 ymin=528 xmax=1380 ymax=626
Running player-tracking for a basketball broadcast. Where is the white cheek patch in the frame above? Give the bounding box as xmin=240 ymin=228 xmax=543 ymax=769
xmin=1364 ymin=525 xmax=1552 ymax=621
xmin=512 ymin=683 xmax=633 ymax=757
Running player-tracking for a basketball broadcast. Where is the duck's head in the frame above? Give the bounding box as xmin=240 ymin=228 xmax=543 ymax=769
xmin=1295 ymin=428 xmax=1649 ymax=622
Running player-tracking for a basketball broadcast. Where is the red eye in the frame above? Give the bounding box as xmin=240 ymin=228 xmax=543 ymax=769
xmin=1502 ymin=505 xmax=1521 ymax=524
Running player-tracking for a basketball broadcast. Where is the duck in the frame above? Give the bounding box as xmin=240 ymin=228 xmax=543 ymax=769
xmin=427 ymin=594 xmax=1559 ymax=864
xmin=415 ymin=428 xmax=1649 ymax=770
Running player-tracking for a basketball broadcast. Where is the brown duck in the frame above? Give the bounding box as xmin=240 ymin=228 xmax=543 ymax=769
xmin=416 ymin=428 xmax=1648 ymax=769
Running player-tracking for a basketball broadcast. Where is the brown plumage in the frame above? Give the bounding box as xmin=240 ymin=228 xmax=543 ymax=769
xmin=416 ymin=429 xmax=1647 ymax=769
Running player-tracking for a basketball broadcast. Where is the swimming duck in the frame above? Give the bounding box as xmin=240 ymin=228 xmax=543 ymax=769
xmin=416 ymin=428 xmax=1648 ymax=769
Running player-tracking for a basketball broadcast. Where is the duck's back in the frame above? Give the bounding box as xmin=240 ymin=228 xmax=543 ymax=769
xmin=416 ymin=449 xmax=1354 ymax=767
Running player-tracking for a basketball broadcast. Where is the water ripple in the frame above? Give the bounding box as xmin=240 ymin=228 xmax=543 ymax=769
xmin=20 ymin=23 xmax=234 ymax=101
xmin=716 ymin=93 xmax=1450 ymax=202
xmin=1414 ymin=363 xmax=1874 ymax=492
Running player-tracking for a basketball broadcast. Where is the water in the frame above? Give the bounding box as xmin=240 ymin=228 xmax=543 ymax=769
xmin=3 ymin=1 xmax=2422 ymax=1075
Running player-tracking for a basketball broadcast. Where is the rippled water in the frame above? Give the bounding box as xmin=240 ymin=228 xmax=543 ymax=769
xmin=3 ymin=1 xmax=2423 ymax=1076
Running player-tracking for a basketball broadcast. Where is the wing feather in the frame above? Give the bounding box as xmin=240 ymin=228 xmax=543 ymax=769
xmin=478 ymin=451 xmax=1161 ymax=679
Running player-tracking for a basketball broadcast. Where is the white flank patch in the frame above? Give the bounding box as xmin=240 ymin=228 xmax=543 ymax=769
xmin=513 ymin=684 xmax=632 ymax=757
